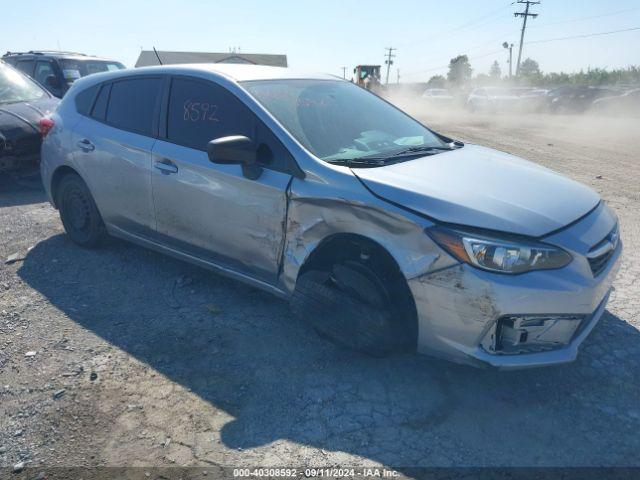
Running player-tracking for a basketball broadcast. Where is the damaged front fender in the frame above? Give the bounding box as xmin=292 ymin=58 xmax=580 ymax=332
xmin=279 ymin=175 xmax=457 ymax=294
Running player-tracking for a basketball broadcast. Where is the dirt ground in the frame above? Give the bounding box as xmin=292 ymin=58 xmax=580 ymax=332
xmin=1 ymin=109 xmax=639 ymax=474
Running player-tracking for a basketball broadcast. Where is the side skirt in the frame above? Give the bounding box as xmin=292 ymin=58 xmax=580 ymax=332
xmin=107 ymin=224 xmax=290 ymax=300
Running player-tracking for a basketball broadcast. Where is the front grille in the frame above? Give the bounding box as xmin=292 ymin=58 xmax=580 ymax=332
xmin=588 ymin=250 xmax=615 ymax=276
xmin=588 ymin=223 xmax=619 ymax=277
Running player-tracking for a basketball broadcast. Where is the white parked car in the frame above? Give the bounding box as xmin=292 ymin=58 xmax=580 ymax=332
xmin=421 ymin=88 xmax=454 ymax=105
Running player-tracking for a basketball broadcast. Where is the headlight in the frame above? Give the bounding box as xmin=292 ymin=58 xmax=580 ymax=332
xmin=426 ymin=226 xmax=572 ymax=274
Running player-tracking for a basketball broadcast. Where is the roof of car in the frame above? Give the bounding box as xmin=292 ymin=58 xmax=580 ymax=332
xmin=133 ymin=63 xmax=339 ymax=82
xmin=72 ymin=63 xmax=338 ymax=84
xmin=135 ymin=50 xmax=288 ymax=68
xmin=64 ymin=63 xmax=342 ymax=96
xmin=2 ymin=51 xmax=122 ymax=62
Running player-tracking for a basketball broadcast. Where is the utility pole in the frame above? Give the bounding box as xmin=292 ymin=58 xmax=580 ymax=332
xmin=341 ymin=66 xmax=347 ymax=79
xmin=502 ymin=42 xmax=514 ymax=78
xmin=514 ymin=0 xmax=540 ymax=76
xmin=396 ymin=69 xmax=400 ymax=85
xmin=384 ymin=47 xmax=396 ymax=85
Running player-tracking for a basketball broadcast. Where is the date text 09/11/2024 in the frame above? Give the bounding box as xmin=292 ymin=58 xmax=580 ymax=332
xmin=232 ymin=468 xmax=400 ymax=478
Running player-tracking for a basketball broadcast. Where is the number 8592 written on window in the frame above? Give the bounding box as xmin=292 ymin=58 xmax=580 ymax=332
xmin=183 ymin=100 xmax=219 ymax=122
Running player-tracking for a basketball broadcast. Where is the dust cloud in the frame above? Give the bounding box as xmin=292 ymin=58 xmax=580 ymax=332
xmin=384 ymin=87 xmax=640 ymax=156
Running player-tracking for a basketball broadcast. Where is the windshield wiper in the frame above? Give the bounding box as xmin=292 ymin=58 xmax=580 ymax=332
xmin=386 ymin=145 xmax=455 ymax=157
xmin=325 ymin=157 xmax=388 ymax=168
xmin=326 ymin=144 xmax=459 ymax=168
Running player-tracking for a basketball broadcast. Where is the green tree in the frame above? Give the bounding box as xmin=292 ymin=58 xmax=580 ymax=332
xmin=490 ymin=60 xmax=502 ymax=80
xmin=447 ymin=55 xmax=472 ymax=86
xmin=426 ymin=75 xmax=446 ymax=88
xmin=519 ymin=58 xmax=542 ymax=84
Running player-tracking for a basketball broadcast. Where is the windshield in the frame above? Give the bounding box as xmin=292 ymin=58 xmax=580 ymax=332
xmin=0 ymin=62 xmax=47 ymax=104
xmin=243 ymin=79 xmax=446 ymax=162
xmin=60 ymin=59 xmax=125 ymax=84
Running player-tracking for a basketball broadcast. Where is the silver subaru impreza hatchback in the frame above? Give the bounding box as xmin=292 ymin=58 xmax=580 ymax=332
xmin=40 ymin=64 xmax=621 ymax=368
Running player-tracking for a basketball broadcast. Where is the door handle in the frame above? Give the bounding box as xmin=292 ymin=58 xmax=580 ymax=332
xmin=154 ymin=159 xmax=178 ymax=174
xmin=76 ymin=139 xmax=95 ymax=152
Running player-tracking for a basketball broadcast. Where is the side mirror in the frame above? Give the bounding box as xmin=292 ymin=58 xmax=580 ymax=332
xmin=45 ymin=75 xmax=61 ymax=89
xmin=207 ymin=135 xmax=262 ymax=179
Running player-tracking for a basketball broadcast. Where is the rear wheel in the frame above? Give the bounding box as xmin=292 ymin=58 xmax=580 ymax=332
xmin=57 ymin=174 xmax=106 ymax=248
xmin=291 ymin=260 xmax=416 ymax=357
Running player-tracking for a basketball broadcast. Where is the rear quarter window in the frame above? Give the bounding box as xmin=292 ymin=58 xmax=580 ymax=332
xmin=75 ymin=84 xmax=100 ymax=116
xmin=91 ymin=84 xmax=111 ymax=120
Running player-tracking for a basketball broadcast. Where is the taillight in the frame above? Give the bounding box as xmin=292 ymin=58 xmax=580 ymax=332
xmin=39 ymin=117 xmax=55 ymax=139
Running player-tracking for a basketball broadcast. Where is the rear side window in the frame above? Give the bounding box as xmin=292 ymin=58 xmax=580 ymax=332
xmin=106 ymin=77 xmax=162 ymax=136
xmin=75 ymin=84 xmax=99 ymax=116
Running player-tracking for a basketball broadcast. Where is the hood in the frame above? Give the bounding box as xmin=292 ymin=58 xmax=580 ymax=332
xmin=353 ymin=144 xmax=600 ymax=237
xmin=0 ymin=97 xmax=58 ymax=156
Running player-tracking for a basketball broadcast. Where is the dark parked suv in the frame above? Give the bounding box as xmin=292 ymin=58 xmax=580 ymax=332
xmin=2 ymin=51 xmax=125 ymax=98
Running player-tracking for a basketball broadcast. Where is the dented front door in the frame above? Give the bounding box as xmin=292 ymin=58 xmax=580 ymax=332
xmin=151 ymin=140 xmax=290 ymax=283
xmin=150 ymin=76 xmax=293 ymax=283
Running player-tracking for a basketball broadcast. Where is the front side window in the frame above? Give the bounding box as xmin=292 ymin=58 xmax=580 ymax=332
xmin=106 ymin=78 xmax=162 ymax=135
xmin=0 ymin=62 xmax=47 ymax=104
xmin=243 ymin=79 xmax=446 ymax=162
xmin=34 ymin=61 xmax=56 ymax=86
xmin=167 ymin=77 xmax=295 ymax=172
xmin=167 ymin=77 xmax=253 ymax=150
xmin=15 ymin=60 xmax=35 ymax=76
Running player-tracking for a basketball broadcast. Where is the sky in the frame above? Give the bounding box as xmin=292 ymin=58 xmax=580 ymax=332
xmin=3 ymin=0 xmax=640 ymax=82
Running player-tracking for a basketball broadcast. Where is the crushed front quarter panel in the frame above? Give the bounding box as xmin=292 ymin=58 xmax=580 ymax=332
xmin=279 ymin=169 xmax=458 ymax=294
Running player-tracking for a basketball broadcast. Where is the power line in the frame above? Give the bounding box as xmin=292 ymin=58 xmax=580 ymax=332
xmin=525 ymin=26 xmax=640 ymax=45
xmin=403 ymin=48 xmax=505 ymax=78
xmin=514 ymin=0 xmax=540 ymax=76
xmin=529 ymin=7 xmax=640 ymax=29
xmin=401 ymin=25 xmax=640 ymax=80
xmin=397 ymin=2 xmax=515 ymax=48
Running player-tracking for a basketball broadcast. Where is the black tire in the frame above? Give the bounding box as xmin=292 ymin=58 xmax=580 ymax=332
xmin=291 ymin=262 xmax=415 ymax=357
xmin=57 ymin=174 xmax=106 ymax=248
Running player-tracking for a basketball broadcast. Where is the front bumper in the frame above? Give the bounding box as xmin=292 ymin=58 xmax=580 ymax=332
xmin=408 ymin=210 xmax=622 ymax=369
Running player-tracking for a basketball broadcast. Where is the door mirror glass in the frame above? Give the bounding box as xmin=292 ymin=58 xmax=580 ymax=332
xmin=207 ymin=135 xmax=257 ymax=165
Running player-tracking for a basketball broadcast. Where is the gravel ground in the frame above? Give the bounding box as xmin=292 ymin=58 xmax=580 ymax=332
xmin=0 ymin=111 xmax=639 ymax=474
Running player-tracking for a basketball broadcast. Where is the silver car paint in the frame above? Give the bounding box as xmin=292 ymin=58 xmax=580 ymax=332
xmin=41 ymin=64 xmax=622 ymax=369
xmin=353 ymin=144 xmax=600 ymax=237
xmin=73 ymin=118 xmax=157 ymax=237
xmin=151 ymin=138 xmax=291 ymax=283
xmin=410 ymin=203 xmax=621 ymax=368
